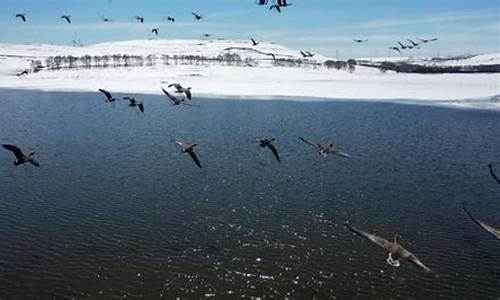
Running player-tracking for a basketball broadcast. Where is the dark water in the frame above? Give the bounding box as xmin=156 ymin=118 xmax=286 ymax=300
xmin=0 ymin=89 xmax=499 ymax=299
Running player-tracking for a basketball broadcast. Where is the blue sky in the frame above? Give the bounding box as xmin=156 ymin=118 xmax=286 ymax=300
xmin=0 ymin=0 xmax=498 ymax=58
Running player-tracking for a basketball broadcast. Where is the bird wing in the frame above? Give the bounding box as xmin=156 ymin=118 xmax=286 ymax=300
xmin=188 ymin=151 xmax=202 ymax=168
xmin=398 ymin=246 xmax=432 ymax=272
xmin=463 ymin=201 xmax=500 ymax=240
xmin=16 ymin=14 xmax=26 ymax=22
xmin=346 ymin=224 xmax=392 ymax=250
xmin=331 ymin=148 xmax=352 ymax=159
xmin=162 ymin=88 xmax=176 ymax=102
xmin=2 ymin=144 xmax=25 ymax=159
xmin=175 ymin=140 xmax=185 ymax=148
xmin=298 ymin=137 xmax=319 ymax=149
xmin=185 ymin=89 xmax=192 ymax=100
xmin=267 ymin=143 xmax=281 ymax=162
xmin=138 ymin=103 xmax=144 ymax=113
xmin=98 ymin=89 xmax=113 ymax=100
xmin=30 ymin=159 xmax=40 ymax=167
xmin=488 ymin=164 xmax=500 ymax=184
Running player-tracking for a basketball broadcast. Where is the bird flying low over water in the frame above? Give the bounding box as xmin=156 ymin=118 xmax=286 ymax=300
xmin=389 ymin=46 xmax=402 ymax=54
xmin=123 ymin=97 xmax=144 ymax=113
xmin=61 ymin=15 xmax=71 ymax=24
xmin=2 ymin=144 xmax=40 ymax=167
xmin=298 ymin=137 xmax=352 ymax=158
xmin=162 ymin=87 xmax=195 ymax=106
xmin=175 ymin=140 xmax=202 ymax=168
xmin=152 ymin=28 xmax=159 ymax=36
xmin=168 ymin=83 xmax=192 ymax=100
xmin=16 ymin=13 xmax=27 ymax=22
xmin=250 ymin=38 xmax=259 ymax=46
xmin=488 ymin=163 xmax=500 ymax=184
xmin=346 ymin=223 xmax=432 ymax=272
xmin=462 ymin=202 xmax=500 ymax=240
xmin=98 ymin=89 xmax=118 ymax=103
xmin=354 ymin=38 xmax=368 ymax=43
xmin=134 ymin=16 xmax=144 ymax=23
xmin=255 ymin=138 xmax=281 ymax=162
xmin=192 ymin=12 xmax=202 ymax=20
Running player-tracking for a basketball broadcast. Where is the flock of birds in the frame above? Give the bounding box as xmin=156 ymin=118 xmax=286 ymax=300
xmin=388 ymin=37 xmax=439 ymax=54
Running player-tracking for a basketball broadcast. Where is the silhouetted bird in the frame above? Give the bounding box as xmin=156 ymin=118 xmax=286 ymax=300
xmin=462 ymin=201 xmax=500 ymax=240
xmin=418 ymin=37 xmax=438 ymax=43
xmin=354 ymin=38 xmax=368 ymax=43
xmin=16 ymin=70 xmax=29 ymax=76
xmin=152 ymin=28 xmax=159 ymax=35
xmin=257 ymin=0 xmax=268 ymax=5
xmin=134 ymin=16 xmax=144 ymax=23
xmin=192 ymin=12 xmax=202 ymax=20
xmin=2 ymin=144 xmax=39 ymax=167
xmin=202 ymin=33 xmax=211 ymax=38
xmin=407 ymin=39 xmax=420 ymax=47
xmin=269 ymin=5 xmax=281 ymax=12
xmin=256 ymin=138 xmax=280 ymax=162
xmin=61 ymin=15 xmax=71 ymax=24
xmin=488 ymin=163 xmax=500 ymax=184
xmin=175 ymin=141 xmax=202 ymax=168
xmin=277 ymin=0 xmax=293 ymax=7
xmin=298 ymin=137 xmax=352 ymax=158
xmin=16 ymin=13 xmax=27 ymax=22
xmin=346 ymin=223 xmax=432 ymax=272
xmin=162 ymin=87 xmax=195 ymax=106
xmin=251 ymin=38 xmax=259 ymax=46
xmin=389 ymin=46 xmax=402 ymax=54
xmin=167 ymin=16 xmax=175 ymax=23
xmin=98 ymin=89 xmax=117 ymax=102
xmin=123 ymin=97 xmax=144 ymax=113
xmin=397 ymin=41 xmax=408 ymax=50
xmin=300 ymin=51 xmax=314 ymax=58
xmin=168 ymin=83 xmax=192 ymax=100
xmin=102 ymin=16 xmax=113 ymax=22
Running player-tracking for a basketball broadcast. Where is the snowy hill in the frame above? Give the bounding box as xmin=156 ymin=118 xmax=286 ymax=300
xmin=0 ymin=39 xmax=499 ymax=109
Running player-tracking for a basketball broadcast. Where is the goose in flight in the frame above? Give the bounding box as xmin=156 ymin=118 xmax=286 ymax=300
xmin=397 ymin=41 xmax=409 ymax=50
xmin=488 ymin=163 xmax=500 ymax=184
xmin=102 ymin=16 xmax=113 ymax=22
xmin=134 ymin=16 xmax=144 ymax=23
xmin=298 ymin=137 xmax=352 ymax=158
xmin=250 ymin=38 xmax=259 ymax=46
xmin=257 ymin=0 xmax=268 ymax=5
xmin=167 ymin=16 xmax=175 ymax=23
xmin=152 ymin=28 xmax=159 ymax=36
xmin=389 ymin=46 xmax=402 ymax=54
xmin=255 ymin=138 xmax=281 ymax=162
xmin=61 ymin=15 xmax=71 ymax=24
xmin=16 ymin=13 xmax=27 ymax=22
xmin=407 ymin=39 xmax=420 ymax=47
xmin=123 ymin=97 xmax=144 ymax=113
xmin=175 ymin=140 xmax=202 ymax=168
xmin=277 ymin=0 xmax=293 ymax=7
xmin=16 ymin=70 xmax=29 ymax=77
xmin=202 ymin=33 xmax=211 ymax=38
xmin=418 ymin=37 xmax=438 ymax=43
xmin=300 ymin=51 xmax=314 ymax=58
xmin=162 ymin=87 xmax=195 ymax=106
xmin=462 ymin=201 xmax=500 ymax=240
xmin=192 ymin=12 xmax=202 ymax=20
xmin=354 ymin=38 xmax=368 ymax=43
xmin=346 ymin=223 xmax=432 ymax=272
xmin=2 ymin=144 xmax=40 ymax=167
xmin=98 ymin=89 xmax=118 ymax=103
xmin=168 ymin=83 xmax=192 ymax=100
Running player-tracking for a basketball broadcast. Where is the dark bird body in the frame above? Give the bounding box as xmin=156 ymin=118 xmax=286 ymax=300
xmin=251 ymin=38 xmax=259 ymax=46
xmin=354 ymin=38 xmax=368 ymax=43
xmin=257 ymin=0 xmax=268 ymax=5
xmin=298 ymin=137 xmax=352 ymax=158
xmin=176 ymin=141 xmax=202 ymax=168
xmin=192 ymin=13 xmax=202 ymax=20
xmin=407 ymin=39 xmax=420 ymax=47
xmin=61 ymin=15 xmax=71 ymax=24
xmin=134 ymin=16 xmax=144 ymax=23
xmin=167 ymin=16 xmax=175 ymax=23
xmin=168 ymin=83 xmax=192 ymax=100
xmin=123 ymin=97 xmax=144 ymax=112
xmin=102 ymin=16 xmax=113 ymax=22
xmin=389 ymin=46 xmax=402 ymax=54
xmin=2 ymin=144 xmax=39 ymax=167
xmin=17 ymin=70 xmax=29 ymax=76
xmin=16 ymin=13 xmax=27 ymax=22
xmin=256 ymin=138 xmax=280 ymax=162
xmin=346 ymin=223 xmax=432 ymax=272
xmin=269 ymin=5 xmax=281 ymax=12
xmin=152 ymin=28 xmax=159 ymax=36
xmin=300 ymin=51 xmax=314 ymax=58
xmin=98 ymin=89 xmax=117 ymax=102
xmin=162 ymin=87 xmax=195 ymax=106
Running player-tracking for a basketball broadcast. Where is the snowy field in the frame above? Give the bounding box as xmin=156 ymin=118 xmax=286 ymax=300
xmin=0 ymin=39 xmax=498 ymax=109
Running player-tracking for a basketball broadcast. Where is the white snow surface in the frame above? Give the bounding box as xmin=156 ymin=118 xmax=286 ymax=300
xmin=0 ymin=39 xmax=499 ymax=109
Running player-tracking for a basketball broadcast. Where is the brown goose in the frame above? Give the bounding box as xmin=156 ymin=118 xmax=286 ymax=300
xmin=346 ymin=223 xmax=431 ymax=272
xmin=298 ymin=137 xmax=352 ymax=158
xmin=123 ymin=97 xmax=144 ymax=113
xmin=175 ymin=140 xmax=202 ymax=168
xmin=256 ymin=138 xmax=280 ymax=162
xmin=462 ymin=201 xmax=500 ymax=240
xmin=2 ymin=144 xmax=39 ymax=167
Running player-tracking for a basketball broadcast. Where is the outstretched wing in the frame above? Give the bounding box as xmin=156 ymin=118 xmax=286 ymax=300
xmin=298 ymin=137 xmax=318 ymax=149
xmin=331 ymin=149 xmax=352 ymax=159
xmin=488 ymin=164 xmax=500 ymax=184
xmin=463 ymin=201 xmax=500 ymax=240
xmin=398 ymin=246 xmax=432 ymax=272
xmin=138 ymin=103 xmax=144 ymax=113
xmin=267 ymin=144 xmax=281 ymax=162
xmin=346 ymin=223 xmax=391 ymax=250
xmin=162 ymin=88 xmax=176 ymax=103
xmin=188 ymin=151 xmax=202 ymax=168
xmin=98 ymin=89 xmax=112 ymax=100
xmin=3 ymin=144 xmax=25 ymax=159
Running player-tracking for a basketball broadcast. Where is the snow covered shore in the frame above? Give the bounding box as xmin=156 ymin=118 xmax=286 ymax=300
xmin=0 ymin=39 xmax=498 ymax=109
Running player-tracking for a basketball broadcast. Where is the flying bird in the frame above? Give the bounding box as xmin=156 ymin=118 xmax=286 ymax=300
xmin=202 ymin=33 xmax=211 ymax=38
xmin=161 ymin=87 xmax=195 ymax=106
xmin=102 ymin=16 xmax=113 ymax=22
xmin=250 ymin=38 xmax=259 ymax=46
xmin=61 ymin=15 xmax=71 ymax=24
xmin=123 ymin=97 xmax=144 ymax=113
xmin=418 ymin=37 xmax=438 ymax=43
xmin=298 ymin=137 xmax=352 ymax=158
xmin=256 ymin=138 xmax=280 ymax=162
xmin=277 ymin=0 xmax=293 ymax=7
xmin=152 ymin=28 xmax=159 ymax=36
xmin=167 ymin=16 xmax=175 ymax=23
xmin=462 ymin=201 xmax=500 ymax=240
xmin=134 ymin=16 xmax=144 ymax=23
xmin=488 ymin=163 xmax=500 ymax=184
xmin=16 ymin=13 xmax=27 ymax=22
xmin=300 ymin=51 xmax=314 ymax=58
xmin=175 ymin=140 xmax=202 ymax=168
xmin=2 ymin=144 xmax=40 ymax=167
xmin=346 ymin=223 xmax=432 ymax=272
xmin=397 ymin=41 xmax=409 ymax=50
xmin=257 ymin=0 xmax=268 ymax=5
xmin=354 ymin=38 xmax=368 ymax=43
xmin=389 ymin=46 xmax=402 ymax=54
xmin=16 ymin=70 xmax=29 ymax=76
xmin=98 ymin=89 xmax=118 ymax=103
xmin=407 ymin=39 xmax=420 ymax=47
xmin=192 ymin=12 xmax=202 ymax=20
xmin=269 ymin=5 xmax=281 ymax=12
xmin=168 ymin=83 xmax=192 ymax=100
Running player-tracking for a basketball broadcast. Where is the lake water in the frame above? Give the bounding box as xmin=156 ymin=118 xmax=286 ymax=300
xmin=0 ymin=89 xmax=499 ymax=299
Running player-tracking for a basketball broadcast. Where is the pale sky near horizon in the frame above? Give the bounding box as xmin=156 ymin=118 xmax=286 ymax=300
xmin=0 ymin=0 xmax=498 ymax=58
